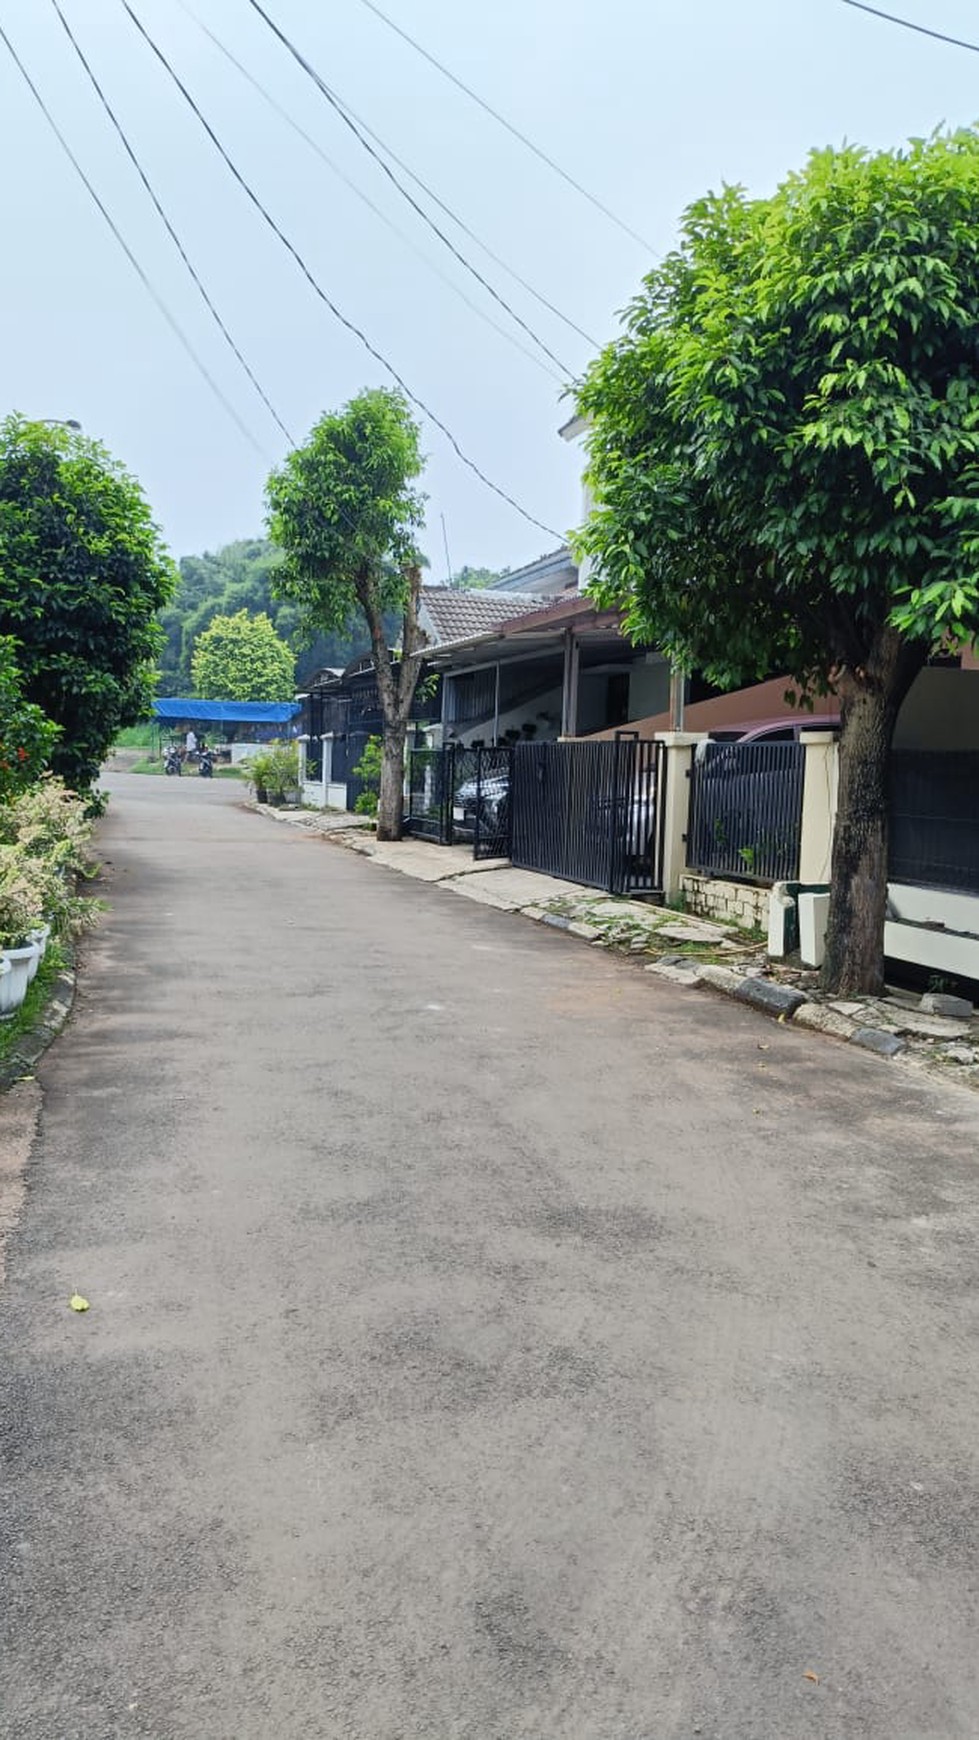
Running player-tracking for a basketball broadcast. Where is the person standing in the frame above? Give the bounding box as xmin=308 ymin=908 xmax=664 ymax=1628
xmin=185 ymin=728 xmax=198 ymax=758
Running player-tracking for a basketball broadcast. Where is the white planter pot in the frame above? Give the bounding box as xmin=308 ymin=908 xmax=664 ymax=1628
xmin=30 ymin=922 xmax=51 ymax=963
xmin=1 ymin=943 xmax=39 ymax=1015
xmin=0 ymin=956 xmax=12 ymax=1019
xmin=26 ymin=926 xmax=49 ymax=982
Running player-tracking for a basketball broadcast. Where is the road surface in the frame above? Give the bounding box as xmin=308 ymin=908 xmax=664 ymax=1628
xmin=2 ymin=772 xmax=979 ymax=1739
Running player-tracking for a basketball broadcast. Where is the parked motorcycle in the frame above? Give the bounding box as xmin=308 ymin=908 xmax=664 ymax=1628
xmin=164 ymin=747 xmax=183 ymax=776
xmin=198 ymin=748 xmax=214 ymax=778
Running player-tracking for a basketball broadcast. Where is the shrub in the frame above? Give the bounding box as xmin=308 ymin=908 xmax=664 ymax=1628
xmin=249 ymin=741 xmax=299 ymax=803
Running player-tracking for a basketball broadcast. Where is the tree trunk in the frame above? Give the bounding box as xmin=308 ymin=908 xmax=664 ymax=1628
xmin=821 ymin=630 xmax=924 ymax=996
xmin=376 ymin=723 xmax=407 ymax=840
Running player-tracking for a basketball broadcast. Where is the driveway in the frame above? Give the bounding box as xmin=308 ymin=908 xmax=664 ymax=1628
xmin=2 ymin=772 xmax=979 ymax=1739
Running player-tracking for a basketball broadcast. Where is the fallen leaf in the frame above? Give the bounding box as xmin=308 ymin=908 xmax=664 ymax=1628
xmin=757 ymin=1043 xmax=770 ymax=1051
xmin=803 ymin=1671 xmax=819 ymax=1684
xmin=69 ymin=1294 xmax=90 ymax=1313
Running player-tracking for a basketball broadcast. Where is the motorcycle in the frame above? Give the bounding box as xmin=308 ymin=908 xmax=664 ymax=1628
xmin=198 ymin=748 xmax=214 ymax=778
xmin=164 ymin=747 xmax=183 ymax=776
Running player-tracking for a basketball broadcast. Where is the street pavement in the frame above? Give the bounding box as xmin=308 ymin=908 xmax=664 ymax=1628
xmin=2 ymin=772 xmax=979 ymax=1739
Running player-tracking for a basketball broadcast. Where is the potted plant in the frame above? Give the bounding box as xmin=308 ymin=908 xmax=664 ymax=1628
xmin=0 ymin=850 xmax=44 ymax=1016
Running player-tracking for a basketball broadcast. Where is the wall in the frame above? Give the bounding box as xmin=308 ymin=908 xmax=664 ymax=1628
xmin=681 ymin=871 xmax=769 ymax=931
xmin=894 ymin=668 xmax=979 ymax=751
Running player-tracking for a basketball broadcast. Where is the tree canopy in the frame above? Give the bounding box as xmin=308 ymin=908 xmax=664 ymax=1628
xmin=0 ymin=416 xmax=175 ymax=789
xmin=267 ymin=388 xmax=427 ymax=838
xmin=575 ymin=130 xmax=979 ymax=992
xmin=191 ymin=609 xmax=296 ymax=702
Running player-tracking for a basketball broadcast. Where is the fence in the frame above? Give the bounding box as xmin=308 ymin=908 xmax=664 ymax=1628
xmin=687 ymin=740 xmax=805 ymax=884
xmin=510 ymin=737 xmax=665 ymax=895
xmin=405 ymin=745 xmax=512 ymax=859
xmin=889 ymin=751 xmax=979 ymax=894
xmin=406 ymin=738 xmax=665 ymax=894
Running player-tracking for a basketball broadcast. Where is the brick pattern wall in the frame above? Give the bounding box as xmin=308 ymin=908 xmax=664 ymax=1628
xmin=681 ymin=872 xmax=769 ymax=932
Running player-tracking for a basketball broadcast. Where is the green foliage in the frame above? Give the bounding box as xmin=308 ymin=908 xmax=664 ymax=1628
xmin=266 ymin=388 xmax=425 ymax=641
xmin=0 ymin=416 xmax=176 ymax=789
xmin=352 ymin=734 xmax=382 ymax=814
xmin=453 ymin=564 xmax=509 ymax=590
xmin=0 ymin=938 xmax=65 ymax=1064
xmin=0 ymin=776 xmax=101 ymax=947
xmin=190 ymin=608 xmax=295 ymax=702
xmin=0 ymin=636 xmax=59 ymax=802
xmin=576 ymin=130 xmax=979 ymax=687
xmin=248 ymin=740 xmax=299 ymax=803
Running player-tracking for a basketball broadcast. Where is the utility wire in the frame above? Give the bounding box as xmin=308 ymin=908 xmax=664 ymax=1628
xmin=119 ymin=0 xmax=562 ymax=539
xmin=0 ymin=16 xmax=270 ymax=459
xmin=173 ymin=0 xmax=564 ymax=385
xmin=840 ymin=0 xmax=979 ymax=52
xmin=188 ymin=0 xmax=598 ymax=353
xmin=48 ymin=0 xmax=295 ymax=445
xmin=355 ymin=0 xmax=653 ymax=252
xmin=242 ymin=0 xmax=572 ymax=376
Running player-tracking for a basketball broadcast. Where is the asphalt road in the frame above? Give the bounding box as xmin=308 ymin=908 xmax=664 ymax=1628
xmin=3 ymin=773 xmax=979 ymax=1740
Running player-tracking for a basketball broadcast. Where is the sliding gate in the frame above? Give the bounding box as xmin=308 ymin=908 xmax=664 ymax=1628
xmin=510 ymin=737 xmax=666 ymax=896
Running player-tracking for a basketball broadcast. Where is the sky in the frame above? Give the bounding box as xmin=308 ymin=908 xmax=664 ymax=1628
xmin=2 ymin=0 xmax=979 ymax=573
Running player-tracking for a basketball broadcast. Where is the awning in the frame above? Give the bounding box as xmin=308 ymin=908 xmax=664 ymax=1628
xmin=152 ymin=698 xmax=301 ymax=724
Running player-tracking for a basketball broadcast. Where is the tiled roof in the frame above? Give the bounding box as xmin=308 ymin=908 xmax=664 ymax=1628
xmin=419 ymin=587 xmax=547 ymax=648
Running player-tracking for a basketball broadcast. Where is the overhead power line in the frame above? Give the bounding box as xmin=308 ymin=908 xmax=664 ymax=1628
xmin=197 ymin=0 xmax=598 ymax=353
xmin=173 ymin=0 xmax=564 ymax=385
xmin=242 ymin=0 xmax=572 ymax=376
xmin=840 ymin=0 xmax=979 ymax=52
xmin=355 ymin=0 xmax=654 ymax=253
xmin=48 ymin=0 xmax=294 ymax=445
xmin=119 ymin=0 xmax=562 ymax=540
xmin=0 ymin=16 xmax=270 ymax=460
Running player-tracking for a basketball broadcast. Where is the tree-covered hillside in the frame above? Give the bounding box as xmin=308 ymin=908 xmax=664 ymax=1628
xmin=158 ymin=538 xmax=374 ymax=695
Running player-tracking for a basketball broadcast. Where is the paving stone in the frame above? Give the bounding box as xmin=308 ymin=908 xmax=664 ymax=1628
xmin=884 ymin=1010 xmax=971 ymax=1041
xmin=793 ymin=1003 xmax=856 ymax=1040
xmin=567 ymin=921 xmax=601 ymax=941
xmin=735 ymin=978 xmax=808 ymax=1019
xmin=850 ymin=1027 xmax=907 ymax=1058
xmin=657 ymin=922 xmax=730 ymax=944
xmin=941 ymin=1044 xmax=978 ymax=1066
xmin=920 ymin=992 xmax=974 ymax=1020
xmin=828 ymin=1001 xmax=866 ymax=1018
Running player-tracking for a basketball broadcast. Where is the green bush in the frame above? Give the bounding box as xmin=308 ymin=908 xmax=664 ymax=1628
xmin=352 ymin=735 xmax=382 ymax=816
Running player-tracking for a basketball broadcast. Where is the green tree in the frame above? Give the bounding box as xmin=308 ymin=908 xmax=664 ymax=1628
xmin=266 ymin=388 xmax=426 ymax=839
xmin=191 ymin=609 xmax=296 ymax=702
xmin=0 ymin=416 xmax=176 ymax=789
xmin=454 ymin=564 xmax=508 ymax=589
xmin=576 ymin=131 xmax=979 ymax=995
xmin=0 ymin=636 xmax=60 ymax=802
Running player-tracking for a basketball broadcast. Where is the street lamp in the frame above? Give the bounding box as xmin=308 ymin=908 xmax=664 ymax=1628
xmin=37 ymin=418 xmax=82 ymax=431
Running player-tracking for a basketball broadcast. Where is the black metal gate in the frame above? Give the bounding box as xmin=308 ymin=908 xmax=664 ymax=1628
xmin=405 ymin=745 xmax=513 ymax=858
xmin=510 ymin=737 xmax=665 ymax=895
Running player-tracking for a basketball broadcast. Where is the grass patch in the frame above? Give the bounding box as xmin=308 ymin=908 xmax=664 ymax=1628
xmin=113 ymin=723 xmax=158 ymax=749
xmin=0 ymin=941 xmax=66 ymax=1064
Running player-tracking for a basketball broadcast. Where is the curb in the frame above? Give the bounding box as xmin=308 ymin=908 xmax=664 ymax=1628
xmin=0 ymin=954 xmax=76 ymax=1093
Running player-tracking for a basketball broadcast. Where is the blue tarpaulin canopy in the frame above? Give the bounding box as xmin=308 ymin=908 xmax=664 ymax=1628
xmin=152 ymin=699 xmax=300 ymax=724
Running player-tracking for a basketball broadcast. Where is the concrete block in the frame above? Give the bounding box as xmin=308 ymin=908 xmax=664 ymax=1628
xmin=735 ymin=978 xmax=808 ymax=1019
xmin=698 ymin=963 xmax=744 ymax=994
xmin=920 ymin=992 xmax=974 ymax=1020
xmin=793 ymin=1002 xmax=856 ymax=1040
xmin=798 ymin=891 xmax=830 ymax=969
xmin=850 ymin=1027 xmax=907 ymax=1058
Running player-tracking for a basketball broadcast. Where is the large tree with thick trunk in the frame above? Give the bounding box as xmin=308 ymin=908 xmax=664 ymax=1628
xmin=266 ymin=390 xmax=426 ymax=840
xmin=575 ymin=133 xmax=979 ymax=995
